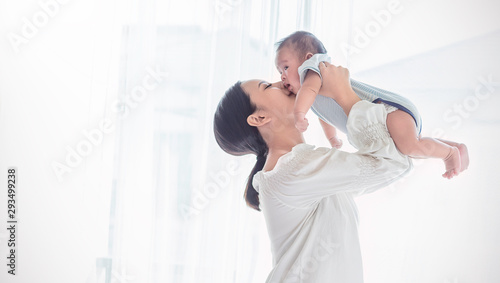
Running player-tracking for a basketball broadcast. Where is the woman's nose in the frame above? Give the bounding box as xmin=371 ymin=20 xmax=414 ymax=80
xmin=271 ymin=81 xmax=284 ymax=89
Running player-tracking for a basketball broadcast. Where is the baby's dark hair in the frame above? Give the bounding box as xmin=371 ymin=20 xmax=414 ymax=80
xmin=275 ymin=31 xmax=327 ymax=58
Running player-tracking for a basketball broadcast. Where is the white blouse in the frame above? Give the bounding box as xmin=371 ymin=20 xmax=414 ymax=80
xmin=253 ymin=101 xmax=412 ymax=283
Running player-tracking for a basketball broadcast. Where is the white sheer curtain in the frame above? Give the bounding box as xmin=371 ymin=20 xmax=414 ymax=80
xmin=106 ymin=0 xmax=352 ymax=282
xmin=104 ymin=0 xmax=360 ymax=281
xmin=104 ymin=0 xmax=500 ymax=282
xmin=2 ymin=0 xmax=499 ymax=282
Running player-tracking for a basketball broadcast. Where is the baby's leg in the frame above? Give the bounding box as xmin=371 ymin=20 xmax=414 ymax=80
xmin=386 ymin=110 xmax=461 ymax=179
xmin=319 ymin=118 xmax=343 ymax=148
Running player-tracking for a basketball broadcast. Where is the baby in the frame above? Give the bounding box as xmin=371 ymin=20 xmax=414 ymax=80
xmin=275 ymin=31 xmax=469 ymax=179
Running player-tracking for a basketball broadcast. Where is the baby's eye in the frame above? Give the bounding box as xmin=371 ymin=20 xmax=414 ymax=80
xmin=284 ymin=66 xmax=289 ymax=71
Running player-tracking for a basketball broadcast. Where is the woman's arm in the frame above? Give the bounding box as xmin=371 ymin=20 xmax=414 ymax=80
xmin=270 ymin=64 xmax=412 ymax=207
xmin=275 ymin=101 xmax=412 ymax=207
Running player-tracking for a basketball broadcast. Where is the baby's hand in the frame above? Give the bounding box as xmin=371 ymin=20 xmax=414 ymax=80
xmin=294 ymin=112 xmax=309 ymax=132
xmin=328 ymin=136 xmax=343 ymax=149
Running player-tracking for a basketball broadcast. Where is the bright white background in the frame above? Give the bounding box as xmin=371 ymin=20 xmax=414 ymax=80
xmin=0 ymin=0 xmax=499 ymax=282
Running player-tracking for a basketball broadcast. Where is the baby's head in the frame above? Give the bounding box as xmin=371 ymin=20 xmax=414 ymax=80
xmin=275 ymin=31 xmax=327 ymax=94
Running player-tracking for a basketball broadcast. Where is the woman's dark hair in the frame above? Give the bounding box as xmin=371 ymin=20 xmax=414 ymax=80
xmin=213 ymin=81 xmax=268 ymax=211
xmin=275 ymin=31 xmax=327 ymax=58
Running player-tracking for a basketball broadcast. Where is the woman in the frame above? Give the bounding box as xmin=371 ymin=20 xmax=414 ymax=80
xmin=213 ymin=62 xmax=412 ymax=282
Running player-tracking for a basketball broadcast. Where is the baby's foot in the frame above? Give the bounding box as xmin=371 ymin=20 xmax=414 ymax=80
xmin=442 ymin=147 xmax=461 ymax=179
xmin=329 ymin=136 xmax=343 ymax=149
xmin=457 ymin=143 xmax=469 ymax=172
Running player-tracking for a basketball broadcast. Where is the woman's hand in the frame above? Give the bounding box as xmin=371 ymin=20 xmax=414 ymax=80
xmin=318 ymin=62 xmax=361 ymax=116
xmin=318 ymin=62 xmax=352 ymax=99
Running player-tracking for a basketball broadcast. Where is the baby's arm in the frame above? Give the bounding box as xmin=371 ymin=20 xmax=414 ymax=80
xmin=319 ymin=118 xmax=343 ymax=149
xmin=294 ymin=71 xmax=322 ymax=132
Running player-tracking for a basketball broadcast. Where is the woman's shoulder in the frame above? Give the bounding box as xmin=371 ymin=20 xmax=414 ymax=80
xmin=274 ymin=143 xmax=329 ymax=173
xmin=290 ymin=143 xmax=332 ymax=161
xmin=254 ymin=144 xmax=334 ymax=190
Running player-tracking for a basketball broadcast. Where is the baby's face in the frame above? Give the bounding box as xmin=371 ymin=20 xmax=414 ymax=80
xmin=275 ymin=47 xmax=304 ymax=95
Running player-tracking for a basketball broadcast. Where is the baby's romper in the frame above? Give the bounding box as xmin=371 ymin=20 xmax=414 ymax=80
xmin=299 ymin=53 xmax=422 ymax=135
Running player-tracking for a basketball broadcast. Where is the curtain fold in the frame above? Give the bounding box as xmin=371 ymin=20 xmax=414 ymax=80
xmin=106 ymin=1 xmax=355 ymax=281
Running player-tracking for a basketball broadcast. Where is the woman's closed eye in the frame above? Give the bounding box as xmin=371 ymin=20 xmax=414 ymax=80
xmin=258 ymin=81 xmax=272 ymax=90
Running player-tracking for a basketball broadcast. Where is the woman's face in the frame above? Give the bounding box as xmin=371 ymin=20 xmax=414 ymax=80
xmin=241 ymin=80 xmax=296 ymax=125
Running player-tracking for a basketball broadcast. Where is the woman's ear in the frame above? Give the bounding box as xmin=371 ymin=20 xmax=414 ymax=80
xmin=247 ymin=111 xmax=271 ymax=127
xmin=305 ymin=52 xmax=314 ymax=60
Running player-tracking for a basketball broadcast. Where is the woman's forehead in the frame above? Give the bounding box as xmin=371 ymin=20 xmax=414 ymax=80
xmin=241 ymin=80 xmax=261 ymax=93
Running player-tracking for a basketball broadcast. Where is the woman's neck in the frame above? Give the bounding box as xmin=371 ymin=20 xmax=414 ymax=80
xmin=262 ymin=131 xmax=304 ymax=172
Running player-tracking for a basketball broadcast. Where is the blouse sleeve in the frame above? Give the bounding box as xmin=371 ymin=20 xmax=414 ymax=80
xmin=274 ymin=100 xmax=412 ymax=208
xmin=298 ymin=53 xmax=331 ymax=85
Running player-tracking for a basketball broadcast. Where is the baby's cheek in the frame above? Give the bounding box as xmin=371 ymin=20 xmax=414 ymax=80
xmin=291 ymin=78 xmax=301 ymax=90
